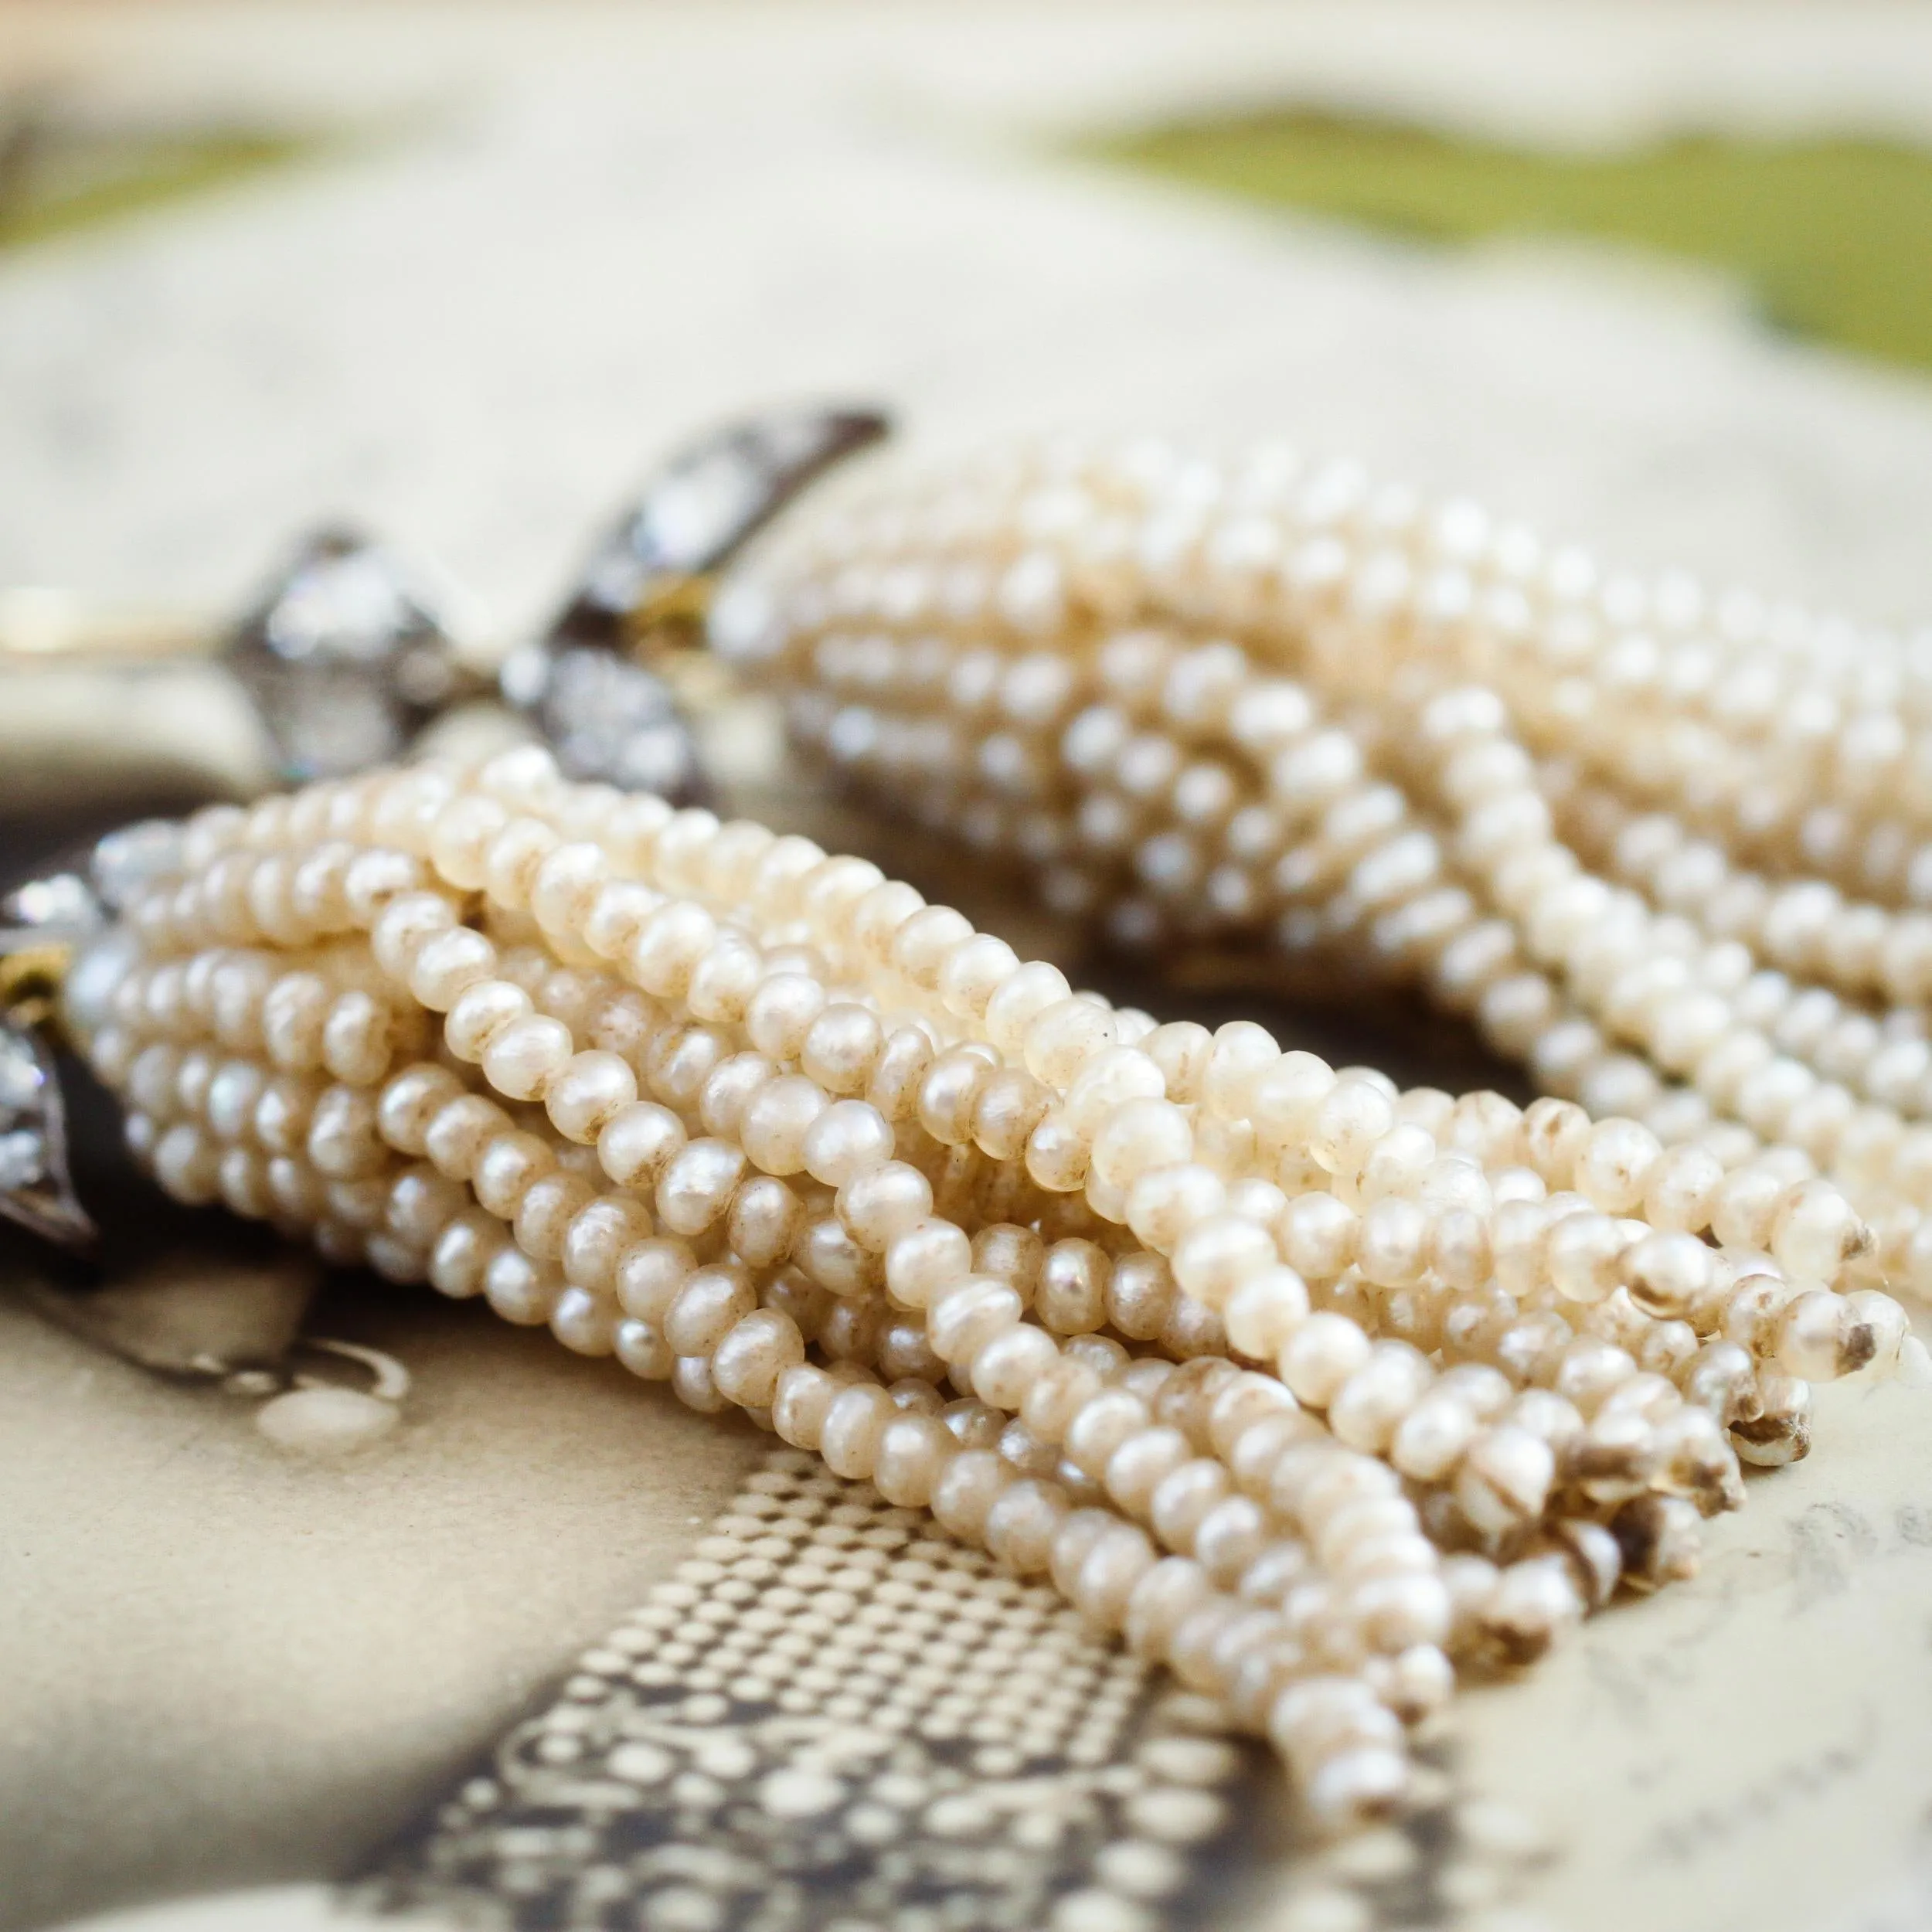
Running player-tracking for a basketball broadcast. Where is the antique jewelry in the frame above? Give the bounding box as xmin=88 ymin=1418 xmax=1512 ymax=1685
xmin=24 ymin=746 xmax=1903 ymax=1833
xmin=716 ymin=435 xmax=1932 ymax=1298
xmin=0 ymin=408 xmax=893 ymax=1455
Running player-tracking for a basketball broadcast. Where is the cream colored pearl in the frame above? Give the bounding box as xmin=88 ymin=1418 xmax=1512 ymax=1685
xmin=927 ymin=1275 xmax=1023 ymax=1366
xmin=984 ymin=960 xmax=1073 ymax=1055
xmin=886 ymin=1218 xmax=973 ymax=1308
xmin=427 ymin=1208 xmax=504 ymax=1297
xmin=802 ymin=1098 xmax=894 ymax=1187
xmin=513 ymin=1171 xmax=596 ymax=1263
xmin=801 ymin=1002 xmax=885 ymax=1095
xmin=597 ymin=1100 xmax=687 ymax=1189
xmin=664 ymin=1263 xmax=757 ymax=1355
xmin=971 ymin=1322 xmax=1060 ymax=1410
xmin=614 ymin=1237 xmax=696 ymax=1324
xmin=1280 ymin=1312 xmax=1372 ymax=1408
xmin=837 ymin=1161 xmax=932 ymax=1252
xmin=409 ymin=927 xmax=498 ymax=1012
xmin=746 ymin=972 xmax=828 ymax=1060
xmin=484 ymin=1247 xmax=560 ymax=1326
xmin=655 ymin=1138 xmax=748 ymax=1236
xmin=539 ymin=1257 xmax=618 ymax=1342
xmin=445 ymin=979 xmax=532 ymax=1064
xmin=873 ymin=1411 xmax=957 ymax=1506
xmin=260 ymin=973 xmax=330 ymax=1072
xmin=1090 ymin=1097 xmax=1194 ymax=1191
xmin=819 ymin=1382 xmax=896 ymax=1478
xmin=544 ymin=1049 xmax=638 ymax=1143
xmin=481 ymin=1013 xmax=574 ymax=1103
xmin=938 ymin=932 xmax=1021 ymax=1019
xmin=369 ymin=889 xmax=456 ymax=981
xmin=710 ymin=1308 xmax=805 ymax=1407
xmin=305 ymin=1086 xmax=387 ymax=1180
xmin=471 ymin=1130 xmax=556 ymax=1219
xmin=560 ymin=1193 xmax=652 ymax=1292
xmin=1171 ymin=1214 xmax=1276 ymax=1309
xmin=740 ymin=1073 xmax=827 ymax=1175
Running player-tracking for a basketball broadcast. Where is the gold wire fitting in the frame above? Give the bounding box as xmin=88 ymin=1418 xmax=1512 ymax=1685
xmin=621 ymin=571 xmax=718 ymax=648
xmin=0 ymin=587 xmax=215 ymax=662
xmin=0 ymin=940 xmax=73 ymax=1029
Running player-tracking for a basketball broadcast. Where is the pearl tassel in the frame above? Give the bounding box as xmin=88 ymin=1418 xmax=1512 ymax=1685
xmin=714 ymin=434 xmax=1932 ymax=1293
xmin=64 ymin=749 xmax=1906 ymax=1835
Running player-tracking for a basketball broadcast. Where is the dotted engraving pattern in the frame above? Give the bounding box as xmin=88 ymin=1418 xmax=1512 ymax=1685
xmin=363 ymin=1450 xmax=1257 ymax=1932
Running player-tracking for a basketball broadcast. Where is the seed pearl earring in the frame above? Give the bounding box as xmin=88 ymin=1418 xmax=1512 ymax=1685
xmin=0 ymin=406 xmax=888 ymax=1449
xmin=714 ymin=434 xmax=1932 ymax=1304
xmin=44 ymin=749 xmax=1906 ymax=1834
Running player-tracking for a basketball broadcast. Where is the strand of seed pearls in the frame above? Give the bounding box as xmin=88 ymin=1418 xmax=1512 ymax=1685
xmin=711 ymin=434 xmax=1932 ymax=1301
xmin=63 ymin=752 xmax=1905 ymax=1833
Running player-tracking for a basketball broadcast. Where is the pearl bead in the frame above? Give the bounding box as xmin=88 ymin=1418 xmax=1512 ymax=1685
xmin=1279 ymin=1312 xmax=1372 ymax=1407
xmin=885 ymin=1219 xmax=973 ymax=1308
xmin=927 ymin=1276 xmax=1023 ymax=1366
xmin=471 ymin=1130 xmax=556 ymax=1219
xmin=800 ymin=1003 xmax=885 ymax=1094
xmin=835 ymin=1161 xmax=933 ymax=1253
xmin=597 ymin=1100 xmax=687 ymax=1189
xmin=444 ymin=980 xmax=532 ymax=1064
xmin=544 ymin=1049 xmax=638 ymax=1143
xmin=931 ymin=1448 xmax=1014 ymax=1543
xmin=369 ymin=889 xmax=455 ymax=981
xmin=664 ymin=1264 xmax=757 ymax=1356
xmin=937 ymin=933 xmax=1020 ymax=1019
xmin=971 ymin=1323 xmax=1060 ymax=1410
xmin=409 ymin=927 xmax=498 ymax=1013
xmin=655 ymin=1138 xmax=748 ymax=1236
xmin=549 ymin=1285 xmax=617 ymax=1356
xmin=481 ymin=1013 xmax=574 ymax=1103
xmin=746 ymin=973 xmax=827 ymax=1061
xmin=802 ymin=1098 xmax=894 ymax=1187
xmin=741 ymin=1073 xmax=828 ymax=1175
xmin=708 ymin=1308 xmax=804 ymax=1407
xmin=984 ymin=960 xmax=1073 ymax=1054
xmin=729 ymin=1173 xmax=804 ymax=1266
xmin=819 ymin=1382 xmax=896 ymax=1478
xmin=873 ymin=1412 xmax=956 ymax=1506
xmin=560 ymin=1194 xmax=653 ymax=1292
xmin=484 ymin=1247 xmax=560 ymax=1325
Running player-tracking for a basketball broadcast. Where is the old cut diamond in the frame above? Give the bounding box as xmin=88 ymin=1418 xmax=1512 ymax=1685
xmin=1 ymin=872 xmax=100 ymax=935
xmin=0 ymin=1127 xmax=46 ymax=1191
xmin=502 ymin=643 xmax=700 ymax=800
xmin=225 ymin=529 xmax=478 ymax=781
xmin=551 ymin=407 xmax=888 ymax=645
xmin=0 ymin=1011 xmax=94 ymax=1247
xmin=0 ymin=1030 xmax=44 ymax=1116
xmin=90 ymin=821 xmax=185 ymax=912
xmin=508 ymin=407 xmax=887 ymax=798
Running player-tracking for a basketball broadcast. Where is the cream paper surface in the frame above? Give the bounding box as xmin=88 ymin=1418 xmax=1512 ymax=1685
xmin=9 ymin=1253 xmax=1932 ymax=1932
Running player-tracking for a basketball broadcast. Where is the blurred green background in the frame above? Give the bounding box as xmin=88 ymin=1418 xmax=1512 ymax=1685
xmin=0 ymin=104 xmax=310 ymax=252
xmin=1094 ymin=110 xmax=1932 ymax=374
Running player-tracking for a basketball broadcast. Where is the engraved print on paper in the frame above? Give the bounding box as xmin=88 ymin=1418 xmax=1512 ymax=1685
xmin=360 ymin=1450 xmax=1258 ymax=1932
